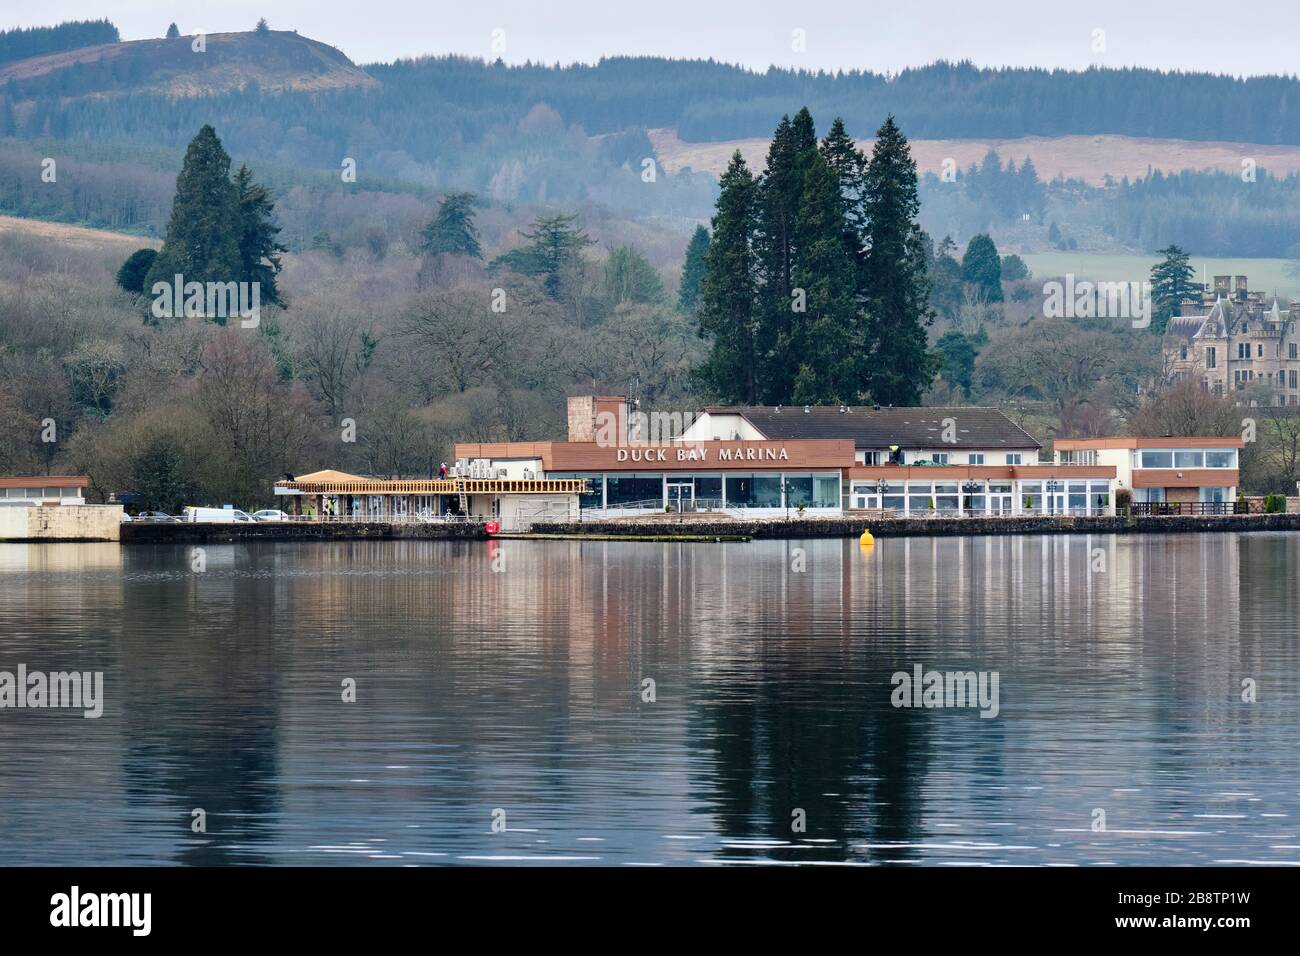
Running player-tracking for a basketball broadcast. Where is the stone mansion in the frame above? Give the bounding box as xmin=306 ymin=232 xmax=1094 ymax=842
xmin=1164 ymin=275 xmax=1300 ymax=406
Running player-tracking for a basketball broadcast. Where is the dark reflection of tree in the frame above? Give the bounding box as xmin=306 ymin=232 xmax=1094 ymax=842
xmin=118 ymin=545 xmax=282 ymax=865
xmin=689 ymin=674 xmax=932 ymax=863
xmin=686 ymin=540 xmax=933 ymax=863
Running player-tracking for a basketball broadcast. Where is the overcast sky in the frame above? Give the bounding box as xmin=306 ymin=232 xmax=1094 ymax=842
xmin=12 ymin=1 xmax=1300 ymax=76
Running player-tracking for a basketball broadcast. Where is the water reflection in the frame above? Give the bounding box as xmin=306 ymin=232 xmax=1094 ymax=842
xmin=0 ymin=533 xmax=1297 ymax=865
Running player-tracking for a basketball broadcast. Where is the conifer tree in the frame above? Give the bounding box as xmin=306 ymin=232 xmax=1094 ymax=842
xmin=860 ymin=115 xmax=938 ymax=405
xmin=421 ymin=192 xmax=482 ymax=259
xmin=754 ymin=108 xmax=818 ymax=401
xmin=961 ymin=234 xmax=1003 ymax=302
xmin=144 ymin=125 xmax=242 ymax=306
xmin=233 ymin=163 xmax=287 ymax=307
xmin=789 ymin=151 xmax=859 ymax=403
xmin=489 ymin=214 xmax=593 ymax=300
xmin=677 ymin=225 xmax=709 ymax=314
xmin=696 ymin=151 xmax=758 ymax=403
xmin=165 ymin=23 xmax=180 ymax=39
xmin=1149 ymin=244 xmax=1197 ymax=335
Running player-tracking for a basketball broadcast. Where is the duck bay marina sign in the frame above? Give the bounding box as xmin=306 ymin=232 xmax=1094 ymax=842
xmin=617 ymin=445 xmax=789 ymax=463
xmin=571 ymin=439 xmax=855 ymax=470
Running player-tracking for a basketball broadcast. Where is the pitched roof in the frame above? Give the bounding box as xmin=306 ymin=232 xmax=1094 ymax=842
xmin=704 ymin=406 xmax=1042 ymax=449
xmin=291 ymin=469 xmax=366 ymax=483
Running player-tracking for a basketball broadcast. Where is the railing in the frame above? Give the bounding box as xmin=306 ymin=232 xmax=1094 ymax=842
xmin=1125 ymin=501 xmax=1246 ymax=517
xmin=282 ymin=512 xmax=487 ymax=525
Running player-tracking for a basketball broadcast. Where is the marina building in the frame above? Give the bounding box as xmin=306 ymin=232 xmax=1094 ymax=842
xmin=1053 ymin=436 xmax=1243 ymax=510
xmin=453 ymin=397 xmax=1121 ymax=518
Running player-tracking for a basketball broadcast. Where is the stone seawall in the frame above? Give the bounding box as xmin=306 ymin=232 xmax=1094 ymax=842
xmin=530 ymin=513 xmax=1300 ymax=539
xmin=0 ymin=504 xmax=122 ymax=541
xmin=122 ymin=522 xmax=486 ymax=544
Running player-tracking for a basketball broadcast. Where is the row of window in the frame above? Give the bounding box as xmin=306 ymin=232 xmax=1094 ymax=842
xmin=3 ymin=487 xmax=81 ymax=499
xmin=1133 ymin=450 xmax=1236 ymax=469
xmin=1191 ymin=342 xmax=1300 ymax=370
xmin=548 ymin=472 xmax=841 ymax=510
xmin=850 ymin=480 xmax=1112 ymax=514
xmin=855 ymin=451 xmax=1021 ymax=466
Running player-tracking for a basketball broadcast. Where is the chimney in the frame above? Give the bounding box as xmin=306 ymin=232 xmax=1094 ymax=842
xmin=567 ymin=395 xmax=632 ymax=444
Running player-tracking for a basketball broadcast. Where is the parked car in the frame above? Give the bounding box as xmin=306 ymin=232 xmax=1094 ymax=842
xmin=182 ymin=507 xmax=258 ymax=523
xmin=135 ymin=511 xmax=179 ymax=522
xmin=120 ymin=512 xmax=132 ymax=523
xmin=252 ymin=509 xmax=290 ymax=522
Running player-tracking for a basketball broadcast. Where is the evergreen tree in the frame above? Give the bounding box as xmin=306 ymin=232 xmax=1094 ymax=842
xmin=961 ymin=233 xmax=1003 ymax=302
xmin=754 ymin=108 xmax=818 ymax=402
xmin=860 ymin=115 xmax=938 ymax=405
xmin=1000 ymin=254 xmax=1031 ymax=282
xmin=165 ymin=23 xmax=180 ymax=39
xmin=696 ymin=151 xmax=758 ymax=403
xmin=130 ymin=434 xmax=192 ymax=514
xmin=1149 ymin=244 xmax=1197 ymax=335
xmin=233 ymin=163 xmax=286 ymax=307
xmin=819 ymin=116 xmax=869 ymax=243
xmin=255 ymin=18 xmax=270 ymax=35
xmin=420 ymin=192 xmax=482 ymax=259
xmin=935 ymin=328 xmax=985 ymax=399
xmin=489 ymin=214 xmax=593 ymax=300
xmin=677 ymin=225 xmax=709 ymax=314
xmin=143 ymin=125 xmax=242 ymax=309
xmin=789 ymin=151 xmax=860 ymax=403
xmin=115 ymin=248 xmax=157 ymax=295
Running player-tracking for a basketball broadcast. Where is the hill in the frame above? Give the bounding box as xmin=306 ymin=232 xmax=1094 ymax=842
xmin=0 ymin=29 xmax=376 ymax=101
xmin=649 ymin=129 xmax=1300 ymax=186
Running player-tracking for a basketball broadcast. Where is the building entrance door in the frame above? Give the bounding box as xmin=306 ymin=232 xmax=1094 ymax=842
xmin=667 ymin=482 xmax=694 ymax=512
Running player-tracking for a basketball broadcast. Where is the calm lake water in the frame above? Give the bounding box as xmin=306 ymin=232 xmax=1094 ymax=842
xmin=1 ymin=533 xmax=1298 ymax=866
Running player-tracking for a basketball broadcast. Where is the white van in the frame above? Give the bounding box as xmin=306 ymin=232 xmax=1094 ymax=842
xmin=183 ymin=507 xmax=257 ymax=523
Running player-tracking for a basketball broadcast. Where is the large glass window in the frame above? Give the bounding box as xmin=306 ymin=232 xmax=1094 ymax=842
xmin=933 ymin=481 xmax=959 ymax=513
xmin=1020 ymin=480 xmax=1043 ymax=513
xmin=606 ymin=473 xmax=662 ymax=507
xmin=882 ymin=482 xmax=905 ymax=513
xmin=1140 ymin=450 xmax=1174 ymax=468
xmin=784 ymin=474 xmax=814 ymax=508
xmin=907 ymin=481 xmax=933 ymax=514
xmin=813 ymin=474 xmax=840 ymax=508
xmin=1174 ymin=450 xmax=1204 ymax=468
xmin=753 ymin=475 xmax=783 ymax=507
xmin=1205 ymin=450 xmax=1235 ymax=468
xmin=695 ymin=475 xmax=722 ymax=503
xmin=726 ymin=475 xmax=754 ymax=507
xmin=1068 ymin=482 xmax=1087 ymax=513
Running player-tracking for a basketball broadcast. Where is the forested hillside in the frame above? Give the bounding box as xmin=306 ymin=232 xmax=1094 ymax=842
xmin=0 ymin=19 xmax=117 ymax=66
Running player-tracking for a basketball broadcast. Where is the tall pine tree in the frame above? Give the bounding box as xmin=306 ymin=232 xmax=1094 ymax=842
xmin=696 ymin=152 xmax=758 ymax=403
xmin=754 ymin=108 xmax=818 ymax=402
xmin=677 ymin=225 xmax=710 ymax=314
xmin=790 ymin=151 xmax=860 ymax=403
xmin=421 ymin=192 xmax=482 ymax=259
xmin=233 ymin=163 xmax=287 ymax=307
xmin=860 ymin=115 xmax=938 ymax=405
xmin=144 ymin=125 xmax=242 ymax=304
xmin=1149 ymin=244 xmax=1197 ymax=335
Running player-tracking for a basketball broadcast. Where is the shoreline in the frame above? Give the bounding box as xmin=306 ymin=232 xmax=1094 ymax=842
xmin=90 ymin=511 xmax=1300 ymax=545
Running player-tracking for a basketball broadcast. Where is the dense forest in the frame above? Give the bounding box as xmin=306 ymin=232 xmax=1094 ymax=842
xmin=0 ymin=19 xmax=117 ymax=66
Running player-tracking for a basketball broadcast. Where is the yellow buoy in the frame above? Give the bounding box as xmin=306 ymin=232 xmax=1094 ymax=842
xmin=859 ymin=528 xmax=875 ymax=546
